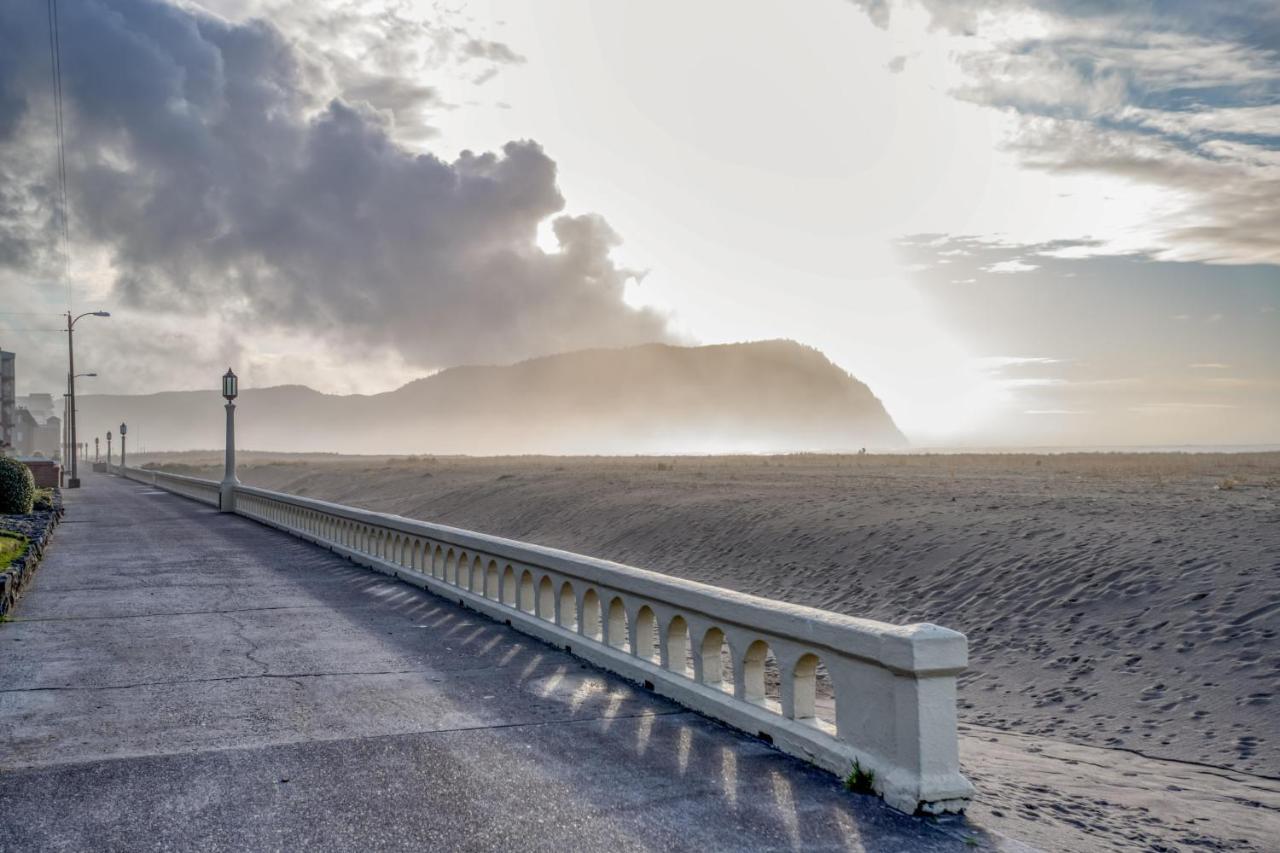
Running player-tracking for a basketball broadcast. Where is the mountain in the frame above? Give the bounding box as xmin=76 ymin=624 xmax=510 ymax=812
xmin=76 ymin=340 xmax=907 ymax=454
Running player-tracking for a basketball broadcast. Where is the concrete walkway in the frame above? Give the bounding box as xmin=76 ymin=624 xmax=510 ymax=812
xmin=0 ymin=473 xmax=1000 ymax=852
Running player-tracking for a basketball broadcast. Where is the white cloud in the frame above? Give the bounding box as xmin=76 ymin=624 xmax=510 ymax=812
xmin=984 ymin=259 xmax=1040 ymax=274
xmin=975 ymin=356 xmax=1065 ymax=368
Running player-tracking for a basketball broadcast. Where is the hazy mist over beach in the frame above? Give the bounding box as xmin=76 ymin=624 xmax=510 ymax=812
xmin=77 ymin=341 xmax=908 ymax=455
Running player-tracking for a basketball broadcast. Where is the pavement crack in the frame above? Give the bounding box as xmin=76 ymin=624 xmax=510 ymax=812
xmin=219 ymin=611 xmax=270 ymax=677
xmin=0 ymin=668 xmax=445 ymax=694
xmin=397 ymin=707 xmax=691 ymax=738
xmin=8 ymin=603 xmax=364 ymax=622
xmin=1 ymin=709 xmax=697 ymax=776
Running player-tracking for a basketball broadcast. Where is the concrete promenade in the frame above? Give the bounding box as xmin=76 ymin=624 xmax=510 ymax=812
xmin=0 ymin=473 xmax=998 ymax=851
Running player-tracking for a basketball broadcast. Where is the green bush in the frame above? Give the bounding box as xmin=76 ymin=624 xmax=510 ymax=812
xmin=33 ymin=488 xmax=55 ymax=512
xmin=0 ymin=456 xmax=36 ymax=514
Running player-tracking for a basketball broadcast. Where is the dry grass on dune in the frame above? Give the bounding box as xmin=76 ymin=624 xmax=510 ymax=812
xmin=143 ymin=448 xmax=1280 ymax=481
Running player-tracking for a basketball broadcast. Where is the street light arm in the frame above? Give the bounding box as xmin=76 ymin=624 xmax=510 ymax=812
xmin=70 ymin=310 xmax=110 ymax=326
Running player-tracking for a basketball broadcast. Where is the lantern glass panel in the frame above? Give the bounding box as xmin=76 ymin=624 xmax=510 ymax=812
xmin=222 ymin=370 xmax=238 ymax=400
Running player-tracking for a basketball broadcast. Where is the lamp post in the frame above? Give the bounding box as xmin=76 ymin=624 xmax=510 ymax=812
xmin=94 ymin=436 xmax=100 ymax=462
xmin=65 ymin=310 xmax=110 ymax=488
xmin=119 ymin=422 xmax=127 ymax=471
xmin=220 ymin=368 xmax=239 ymax=512
xmin=106 ymin=430 xmax=113 ymax=470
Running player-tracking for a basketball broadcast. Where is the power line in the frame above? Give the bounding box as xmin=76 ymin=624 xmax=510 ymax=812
xmin=46 ymin=0 xmax=71 ymax=311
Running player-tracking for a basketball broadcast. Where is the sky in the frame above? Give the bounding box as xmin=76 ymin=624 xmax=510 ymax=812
xmin=0 ymin=0 xmax=1277 ymax=446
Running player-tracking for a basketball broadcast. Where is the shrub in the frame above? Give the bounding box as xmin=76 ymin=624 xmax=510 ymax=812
xmin=0 ymin=457 xmax=35 ymax=514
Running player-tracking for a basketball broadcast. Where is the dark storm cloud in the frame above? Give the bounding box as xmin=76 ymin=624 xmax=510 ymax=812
xmin=849 ymin=0 xmax=1280 ymax=265
xmin=0 ymin=0 xmax=668 ymax=369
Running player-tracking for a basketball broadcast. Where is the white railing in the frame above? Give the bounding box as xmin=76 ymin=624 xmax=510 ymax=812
xmin=125 ymin=466 xmax=974 ymax=814
xmin=119 ymin=465 xmax=221 ymax=507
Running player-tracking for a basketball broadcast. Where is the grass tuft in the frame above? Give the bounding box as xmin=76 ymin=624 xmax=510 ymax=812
xmin=844 ymin=759 xmax=876 ymax=795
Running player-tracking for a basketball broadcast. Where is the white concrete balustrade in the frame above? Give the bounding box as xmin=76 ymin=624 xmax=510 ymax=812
xmin=121 ymin=466 xmax=220 ymax=506
xmin=121 ymin=465 xmax=974 ymax=814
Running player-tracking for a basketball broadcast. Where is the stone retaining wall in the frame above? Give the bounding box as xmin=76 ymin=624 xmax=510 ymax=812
xmin=0 ymin=490 xmax=63 ymax=618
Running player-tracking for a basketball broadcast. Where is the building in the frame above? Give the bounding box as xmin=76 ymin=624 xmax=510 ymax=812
xmin=16 ymin=393 xmax=55 ymax=423
xmin=13 ymin=409 xmax=61 ymax=458
xmin=13 ymin=393 xmax=62 ymax=459
xmin=0 ymin=351 xmax=13 ymax=451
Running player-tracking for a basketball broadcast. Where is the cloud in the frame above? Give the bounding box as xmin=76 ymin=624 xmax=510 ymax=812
xmin=463 ymin=39 xmax=525 ymax=65
xmin=984 ymin=259 xmax=1039 ymax=273
xmin=190 ymin=1 xmax=528 ymax=144
xmin=0 ymin=0 xmax=670 ymax=385
xmin=848 ymin=0 xmax=891 ymax=30
xmin=848 ymin=0 xmax=1280 ymax=265
xmin=975 ymin=356 xmax=1064 ymax=368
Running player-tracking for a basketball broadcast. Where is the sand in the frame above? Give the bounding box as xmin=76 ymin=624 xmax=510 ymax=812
xmin=139 ymin=450 xmax=1280 ymax=850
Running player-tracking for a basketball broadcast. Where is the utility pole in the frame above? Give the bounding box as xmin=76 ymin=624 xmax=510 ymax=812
xmin=65 ymin=310 xmax=109 ymax=487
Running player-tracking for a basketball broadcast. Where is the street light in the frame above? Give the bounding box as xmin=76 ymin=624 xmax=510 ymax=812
xmin=220 ymin=368 xmax=239 ymax=512
xmin=66 ymin=310 xmax=110 ymax=488
xmin=119 ymin=422 xmax=128 ymax=471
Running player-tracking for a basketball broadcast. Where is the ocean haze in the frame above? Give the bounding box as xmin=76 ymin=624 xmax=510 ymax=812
xmin=77 ymin=340 xmax=906 ymax=455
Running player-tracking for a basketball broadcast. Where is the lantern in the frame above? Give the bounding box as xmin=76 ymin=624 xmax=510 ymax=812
xmin=222 ymin=368 xmax=238 ymax=401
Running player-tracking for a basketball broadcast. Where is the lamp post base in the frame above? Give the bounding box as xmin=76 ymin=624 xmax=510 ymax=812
xmin=219 ymin=481 xmax=237 ymax=513
xmin=67 ymin=477 xmax=81 ymax=489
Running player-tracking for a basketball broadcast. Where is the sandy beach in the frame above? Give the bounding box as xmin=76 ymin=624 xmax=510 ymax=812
xmin=142 ymin=450 xmax=1280 ymax=850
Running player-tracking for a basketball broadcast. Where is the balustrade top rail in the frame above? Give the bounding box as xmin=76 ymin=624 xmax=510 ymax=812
xmin=248 ymin=486 xmax=964 ymax=675
xmin=120 ymin=463 xmax=974 ymax=815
